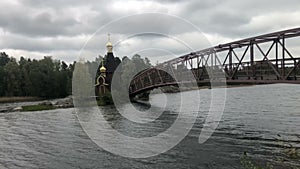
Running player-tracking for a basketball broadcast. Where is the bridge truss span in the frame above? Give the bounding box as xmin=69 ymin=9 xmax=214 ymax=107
xmin=129 ymin=27 xmax=300 ymax=97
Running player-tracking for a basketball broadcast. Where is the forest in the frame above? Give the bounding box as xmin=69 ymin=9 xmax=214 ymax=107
xmin=0 ymin=52 xmax=152 ymax=99
xmin=0 ymin=52 xmax=74 ymax=98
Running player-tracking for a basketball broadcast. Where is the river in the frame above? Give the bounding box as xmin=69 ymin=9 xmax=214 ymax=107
xmin=0 ymin=84 xmax=299 ymax=169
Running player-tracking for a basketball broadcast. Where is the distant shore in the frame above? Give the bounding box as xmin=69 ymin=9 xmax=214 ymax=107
xmin=0 ymin=97 xmax=43 ymax=103
xmin=0 ymin=96 xmax=74 ymax=113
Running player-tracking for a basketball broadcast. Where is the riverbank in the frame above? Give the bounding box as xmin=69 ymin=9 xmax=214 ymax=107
xmin=0 ymin=97 xmax=43 ymax=103
xmin=0 ymin=96 xmax=74 ymax=113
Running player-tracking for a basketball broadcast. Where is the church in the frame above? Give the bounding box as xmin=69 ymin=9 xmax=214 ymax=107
xmin=95 ymin=34 xmax=121 ymax=96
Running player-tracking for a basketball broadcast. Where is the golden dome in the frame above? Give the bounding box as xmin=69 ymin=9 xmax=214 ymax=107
xmin=100 ymin=59 xmax=106 ymax=72
xmin=106 ymin=41 xmax=113 ymax=47
xmin=100 ymin=65 xmax=106 ymax=72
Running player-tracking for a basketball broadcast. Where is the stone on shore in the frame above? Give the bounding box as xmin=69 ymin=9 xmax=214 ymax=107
xmin=54 ymin=97 xmax=73 ymax=108
xmin=12 ymin=107 xmax=23 ymax=112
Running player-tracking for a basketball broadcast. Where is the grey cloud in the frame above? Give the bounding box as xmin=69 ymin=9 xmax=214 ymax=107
xmin=0 ymin=7 xmax=78 ymax=37
xmin=0 ymin=33 xmax=87 ymax=52
xmin=100 ymin=13 xmax=199 ymax=35
xmin=0 ymin=0 xmax=300 ymax=63
xmin=22 ymin=0 xmax=94 ymax=8
xmin=210 ymin=11 xmax=250 ymax=27
xmin=178 ymin=0 xmax=300 ymax=38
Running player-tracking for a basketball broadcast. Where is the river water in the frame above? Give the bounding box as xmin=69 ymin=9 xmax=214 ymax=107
xmin=0 ymin=84 xmax=299 ymax=169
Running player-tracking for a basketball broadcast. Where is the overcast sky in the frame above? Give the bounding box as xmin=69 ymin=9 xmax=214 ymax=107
xmin=0 ymin=0 xmax=300 ymax=63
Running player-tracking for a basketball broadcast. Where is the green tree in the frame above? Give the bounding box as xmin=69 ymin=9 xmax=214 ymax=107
xmin=0 ymin=52 xmax=10 ymax=67
xmin=0 ymin=66 xmax=5 ymax=96
xmin=3 ymin=61 xmax=21 ymax=96
xmin=19 ymin=57 xmax=31 ymax=96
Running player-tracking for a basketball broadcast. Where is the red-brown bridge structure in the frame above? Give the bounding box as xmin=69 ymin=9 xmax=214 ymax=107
xmin=129 ymin=27 xmax=300 ymax=97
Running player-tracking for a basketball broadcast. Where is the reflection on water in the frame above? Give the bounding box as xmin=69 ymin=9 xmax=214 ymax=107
xmin=0 ymin=84 xmax=299 ymax=168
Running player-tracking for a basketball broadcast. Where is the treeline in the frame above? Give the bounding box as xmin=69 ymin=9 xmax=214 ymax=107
xmin=0 ymin=52 xmax=152 ymax=99
xmin=0 ymin=52 xmax=74 ymax=98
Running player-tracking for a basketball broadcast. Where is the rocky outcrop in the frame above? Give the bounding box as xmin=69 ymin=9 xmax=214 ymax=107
xmin=54 ymin=97 xmax=73 ymax=108
xmin=0 ymin=96 xmax=74 ymax=113
xmin=12 ymin=107 xmax=22 ymax=112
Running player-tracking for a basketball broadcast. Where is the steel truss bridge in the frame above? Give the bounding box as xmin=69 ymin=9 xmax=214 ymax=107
xmin=129 ymin=27 xmax=300 ymax=97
